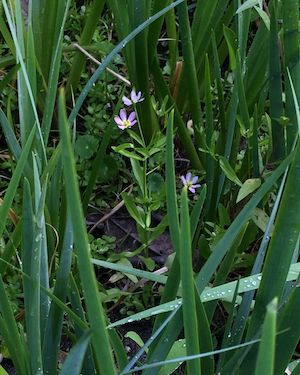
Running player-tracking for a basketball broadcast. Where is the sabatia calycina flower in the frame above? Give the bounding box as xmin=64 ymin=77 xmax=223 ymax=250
xmin=181 ymin=172 xmax=201 ymax=193
xmin=114 ymin=109 xmax=137 ymax=130
xmin=122 ymin=89 xmax=144 ymax=106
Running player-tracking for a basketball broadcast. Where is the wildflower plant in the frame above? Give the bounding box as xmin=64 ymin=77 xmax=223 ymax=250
xmin=113 ymin=89 xmax=167 ymax=253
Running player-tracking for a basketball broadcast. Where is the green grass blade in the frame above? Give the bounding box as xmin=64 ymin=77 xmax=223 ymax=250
xmin=22 ymin=176 xmax=43 ymax=374
xmin=92 ymin=259 xmax=167 ymax=284
xmin=177 ymin=1 xmax=204 ymax=154
xmin=204 ymin=54 xmax=217 ymax=218
xmin=59 ymin=89 xmax=116 ymax=374
xmin=60 ymin=331 xmax=91 ymax=375
xmin=179 ymin=189 xmax=201 ymax=374
xmin=66 ymin=0 xmax=105 ymax=96
xmin=283 ymin=0 xmax=300 ymax=151
xmin=0 ymin=125 xmax=35 ymax=240
xmin=0 ymin=107 xmax=22 ymax=160
xmin=269 ymin=0 xmax=284 ymax=160
xmin=147 ymin=111 xmax=182 ymax=359
xmin=0 ymin=277 xmax=29 ymax=375
xmin=254 ymin=299 xmax=277 ymax=375
xmin=0 ymin=222 xmax=21 ymax=275
xmin=41 ymin=0 xmax=71 ymax=145
xmin=42 ymin=214 xmax=73 ymax=375
xmin=190 ymin=185 xmax=207 ymax=238
xmin=275 ymin=274 xmax=300 ymax=375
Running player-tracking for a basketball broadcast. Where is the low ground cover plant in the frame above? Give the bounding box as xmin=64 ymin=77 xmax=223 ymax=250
xmin=0 ymin=0 xmax=299 ymax=374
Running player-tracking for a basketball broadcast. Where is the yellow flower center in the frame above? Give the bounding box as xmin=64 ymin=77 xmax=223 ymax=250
xmin=123 ymin=119 xmax=131 ymax=128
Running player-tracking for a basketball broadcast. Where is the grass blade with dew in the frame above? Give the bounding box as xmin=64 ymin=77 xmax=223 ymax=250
xmin=129 ymin=339 xmax=261 ymax=374
xmin=59 ymin=89 xmax=116 ymax=374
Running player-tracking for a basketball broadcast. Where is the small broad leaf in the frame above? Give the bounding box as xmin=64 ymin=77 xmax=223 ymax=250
xmin=131 ymin=159 xmax=145 ymax=194
xmin=125 ymin=331 xmax=146 ymax=350
xmin=118 ymin=258 xmax=138 ymax=283
xmin=251 ymin=207 xmax=273 ymax=234
xmin=237 ymin=178 xmax=261 ymax=202
xmin=122 ymin=192 xmax=145 ymax=228
xmin=75 ymin=135 xmax=98 ymax=160
xmin=158 ymin=339 xmax=186 ymax=375
xmin=219 ymin=156 xmax=242 ymax=186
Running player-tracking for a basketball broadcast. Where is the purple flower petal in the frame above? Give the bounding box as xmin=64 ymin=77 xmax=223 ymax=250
xmin=129 ymin=119 xmax=137 ymax=127
xmin=128 ymin=111 xmax=136 ymax=122
xmin=186 ymin=172 xmax=192 ymax=182
xmin=119 ymin=109 xmax=127 ymax=121
xmin=130 ymin=90 xmax=138 ymax=102
xmin=114 ymin=116 xmax=123 ymax=126
xmin=181 ymin=175 xmax=187 ymax=185
xmin=122 ymin=96 xmax=132 ymax=106
xmin=191 ymin=176 xmax=199 ymax=184
xmin=117 ymin=124 xmax=126 ymax=130
xmin=189 ymin=187 xmax=196 ymax=193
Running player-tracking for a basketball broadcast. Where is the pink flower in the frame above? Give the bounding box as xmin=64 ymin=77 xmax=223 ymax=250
xmin=114 ymin=109 xmax=137 ymax=130
xmin=181 ymin=172 xmax=201 ymax=193
xmin=122 ymin=89 xmax=144 ymax=106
